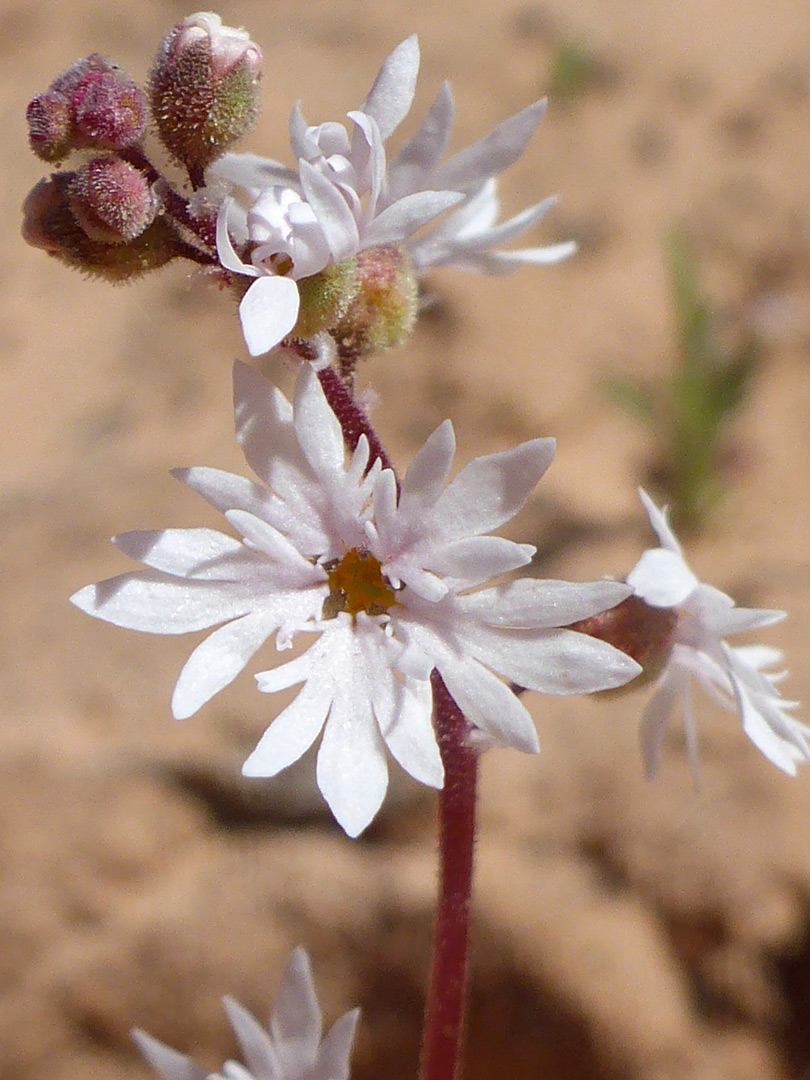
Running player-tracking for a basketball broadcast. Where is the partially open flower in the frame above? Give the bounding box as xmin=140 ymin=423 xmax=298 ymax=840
xmin=208 ymin=34 xmax=572 ymax=357
xmin=627 ymin=489 xmax=808 ymax=777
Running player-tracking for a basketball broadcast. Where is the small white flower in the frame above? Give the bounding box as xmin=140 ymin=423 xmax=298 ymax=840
xmin=72 ymin=362 xmax=639 ymax=835
xmin=628 ymin=489 xmax=809 ymax=777
xmin=133 ymin=947 xmax=358 ymax=1080
xmin=210 ymin=35 xmax=573 ymax=356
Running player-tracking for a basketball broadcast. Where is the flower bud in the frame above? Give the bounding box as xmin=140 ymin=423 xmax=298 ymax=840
xmin=66 ymin=157 xmax=160 ymax=244
xmin=332 ymin=244 xmax=418 ymax=358
xmin=26 ymin=90 xmax=73 ymax=163
xmin=72 ymin=70 xmax=148 ymax=151
xmin=22 ymin=174 xmax=176 ymax=283
xmin=149 ymin=12 xmax=262 ymax=176
xmin=293 ymin=258 xmax=361 ymax=339
xmin=26 ymin=54 xmax=146 ymax=162
xmin=569 ymin=594 xmax=678 ymax=692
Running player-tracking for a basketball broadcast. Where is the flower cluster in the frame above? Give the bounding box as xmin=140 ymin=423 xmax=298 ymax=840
xmin=134 ymin=948 xmax=358 ymax=1080
xmin=72 ymin=361 xmax=640 ymax=835
xmin=628 ymin=490 xmax=808 ymax=777
xmin=209 ymin=35 xmax=575 ymax=356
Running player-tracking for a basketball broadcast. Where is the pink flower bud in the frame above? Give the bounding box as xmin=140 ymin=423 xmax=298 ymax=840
xmin=26 ymin=54 xmax=146 ymax=162
xmin=22 ymin=172 xmax=177 ymax=283
xmin=149 ymin=12 xmax=262 ymax=177
xmin=66 ymin=157 xmax=160 ymax=244
xmin=72 ymin=70 xmax=148 ymax=150
xmin=26 ymin=90 xmax=73 ymax=163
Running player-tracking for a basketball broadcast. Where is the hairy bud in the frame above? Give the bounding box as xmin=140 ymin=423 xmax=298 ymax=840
xmin=22 ymin=174 xmax=176 ymax=283
xmin=72 ymin=70 xmax=148 ymax=151
xmin=149 ymin=12 xmax=262 ymax=177
xmin=66 ymin=157 xmax=160 ymax=244
xmin=294 ymin=258 xmax=361 ymax=339
xmin=26 ymin=54 xmax=147 ymax=163
xmin=570 ymin=595 xmax=678 ymax=692
xmin=26 ymin=90 xmax=74 ymax=163
xmin=332 ymin=244 xmax=418 ymax=358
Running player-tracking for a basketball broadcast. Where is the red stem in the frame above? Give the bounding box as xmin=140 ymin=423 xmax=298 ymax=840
xmin=316 ymin=364 xmax=396 ymax=476
xmin=420 ymin=672 xmax=478 ymax=1080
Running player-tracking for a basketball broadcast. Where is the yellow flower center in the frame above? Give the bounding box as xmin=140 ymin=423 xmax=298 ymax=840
xmin=324 ymin=548 xmax=396 ymax=618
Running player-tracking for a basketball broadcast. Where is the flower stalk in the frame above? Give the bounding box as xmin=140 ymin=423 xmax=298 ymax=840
xmin=421 ymin=671 xmax=478 ymax=1080
xmin=316 ymin=363 xmax=396 ymax=475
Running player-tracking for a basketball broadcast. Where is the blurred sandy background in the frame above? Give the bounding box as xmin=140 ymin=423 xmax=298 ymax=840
xmin=3 ymin=1 xmax=810 ymax=1078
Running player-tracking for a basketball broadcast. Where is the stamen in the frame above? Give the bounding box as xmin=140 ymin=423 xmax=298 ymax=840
xmin=325 ymin=548 xmax=396 ymax=618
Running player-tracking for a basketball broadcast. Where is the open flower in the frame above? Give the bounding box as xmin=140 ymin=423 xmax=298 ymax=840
xmin=209 ymin=35 xmax=573 ymax=356
xmin=133 ymin=947 xmax=358 ymax=1080
xmin=627 ymin=489 xmax=809 ymax=777
xmin=72 ymin=362 xmax=639 ymax=834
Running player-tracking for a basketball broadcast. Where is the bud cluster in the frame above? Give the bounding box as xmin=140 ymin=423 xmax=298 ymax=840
xmin=23 ymin=13 xmax=262 ymax=282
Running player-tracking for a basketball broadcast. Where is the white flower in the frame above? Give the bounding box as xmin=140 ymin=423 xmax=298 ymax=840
xmin=133 ymin=947 xmax=358 ymax=1080
xmin=627 ymin=488 xmax=809 ymax=777
xmin=210 ymin=35 xmax=573 ymax=356
xmin=72 ymin=362 xmax=639 ymax=835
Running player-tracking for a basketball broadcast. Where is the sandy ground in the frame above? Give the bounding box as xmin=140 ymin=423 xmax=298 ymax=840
xmin=3 ymin=1 xmax=810 ymax=1078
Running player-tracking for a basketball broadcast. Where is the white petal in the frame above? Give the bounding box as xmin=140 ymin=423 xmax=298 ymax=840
xmin=378 ymin=676 xmax=443 ymax=788
xmin=363 ymin=190 xmax=463 ymax=247
xmin=113 ymin=528 xmax=248 ymax=579
xmin=424 ymin=536 xmax=535 ymax=587
xmin=712 ymin=605 xmax=786 ymax=636
xmin=224 ymin=509 xmax=326 ymax=584
xmin=432 ymin=438 xmax=556 ymax=540
xmin=465 ymin=624 xmax=641 ymax=695
xmin=293 ymin=365 xmax=347 ymax=478
xmin=639 ymin=669 xmax=684 ymax=780
xmin=638 ymin=488 xmax=682 ymax=554
xmin=433 ymin=99 xmax=547 ymax=192
xmin=216 ymin=198 xmax=260 ymax=277
xmin=232 ymin=361 xmax=299 ymax=486
xmin=316 ymin=683 xmax=389 ymax=837
xmin=71 ymin=573 xmax=253 ymax=634
xmin=360 ymin=34 xmax=420 ymax=141
xmin=461 ymin=578 xmax=634 ymax=629
xmin=256 ymin=649 xmax=320 ymax=694
xmin=298 ymin=160 xmax=359 ymax=261
xmin=243 ymin=677 xmax=330 ymax=777
xmin=451 ymin=243 xmax=577 ymax=275
xmin=400 ymin=420 xmax=456 ymax=509
xmin=271 ymin=947 xmax=323 ymax=1070
xmin=451 ymin=196 xmax=558 ymax=252
xmin=438 ymin=655 xmax=539 ymax=753
xmin=387 ymin=81 xmax=455 ymax=196
xmin=171 ymin=609 xmax=281 ymax=719
xmin=173 ymin=466 xmax=272 ymax=519
xmin=627 ymin=547 xmax=697 ymax=607
xmin=239 ymin=276 xmax=301 ymax=357
xmin=131 ymin=1031 xmax=208 ymax=1080
xmin=222 ymin=998 xmax=280 ymax=1080
xmin=316 ymin=1010 xmax=360 ymax=1080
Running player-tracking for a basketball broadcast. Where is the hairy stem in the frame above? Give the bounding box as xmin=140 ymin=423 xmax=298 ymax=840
xmin=420 ymin=672 xmax=478 ymax=1080
xmin=316 ymin=364 xmax=396 ymax=475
